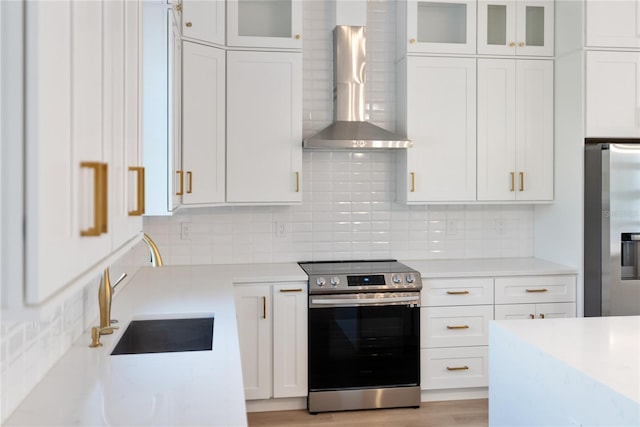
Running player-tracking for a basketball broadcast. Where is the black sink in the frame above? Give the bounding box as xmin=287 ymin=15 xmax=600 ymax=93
xmin=111 ymin=317 xmax=214 ymax=355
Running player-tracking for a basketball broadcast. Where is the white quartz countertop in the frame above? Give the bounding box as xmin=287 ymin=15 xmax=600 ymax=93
xmin=492 ymin=316 xmax=640 ymax=404
xmin=5 ymin=262 xmax=306 ymax=426
xmin=403 ymin=257 xmax=577 ymax=277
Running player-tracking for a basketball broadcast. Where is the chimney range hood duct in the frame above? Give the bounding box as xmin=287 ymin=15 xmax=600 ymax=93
xmin=302 ymin=26 xmax=411 ymax=149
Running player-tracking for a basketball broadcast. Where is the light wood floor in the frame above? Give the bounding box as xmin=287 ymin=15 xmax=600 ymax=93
xmin=247 ymin=399 xmax=488 ymax=427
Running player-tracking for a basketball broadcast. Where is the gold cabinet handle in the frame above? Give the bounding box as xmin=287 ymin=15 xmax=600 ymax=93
xmin=80 ymin=162 xmax=107 ymax=236
xmin=526 ymin=288 xmax=548 ymax=293
xmin=185 ymin=22 xmax=192 ymax=27
xmin=100 ymin=163 xmax=108 ymax=233
xmin=128 ymin=166 xmax=145 ymax=216
xmin=509 ymin=41 xmax=516 ymax=47
xmin=175 ymin=2 xmax=182 ymax=12
xmin=176 ymin=170 xmax=184 ymax=196
xmin=447 ymin=325 xmax=470 ymax=330
xmin=446 ymin=290 xmax=470 ymax=295
xmin=519 ymin=42 xmax=525 ymax=47
xmin=295 ymin=34 xmax=301 ymax=40
xmin=410 ymin=172 xmax=416 ymax=192
xmin=280 ymin=288 xmax=303 ymax=293
xmin=446 ymin=366 xmax=469 ymax=371
xmin=186 ymin=171 xmax=193 ymax=194
xmin=510 ymin=172 xmax=515 ymax=191
xmin=262 ymin=296 xmax=267 ymax=319
xmin=539 ymin=313 xmax=545 ymax=319
xmin=530 ymin=314 xmax=535 ymax=319
xmin=409 ymin=38 xmax=416 ymax=44
xmin=519 ymin=172 xmax=524 ymax=192
xmin=295 ymin=171 xmax=300 ymax=192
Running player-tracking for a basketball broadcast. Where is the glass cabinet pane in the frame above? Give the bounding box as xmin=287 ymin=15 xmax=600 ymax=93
xmin=525 ymin=6 xmax=544 ymax=47
xmin=417 ymin=2 xmax=467 ymax=44
xmin=238 ymin=0 xmax=291 ymax=38
xmin=487 ymin=4 xmax=507 ymax=45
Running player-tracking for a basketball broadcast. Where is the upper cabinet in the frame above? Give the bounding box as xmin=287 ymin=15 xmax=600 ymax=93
xmin=477 ymin=59 xmax=554 ymax=201
xmin=586 ymin=0 xmax=640 ymax=48
xmin=181 ymin=0 xmax=225 ymax=45
xmin=397 ymin=0 xmax=477 ymax=56
xmin=477 ymin=0 xmax=553 ymax=56
xmin=226 ymin=50 xmax=303 ymax=203
xmin=227 ymin=0 xmax=303 ymax=49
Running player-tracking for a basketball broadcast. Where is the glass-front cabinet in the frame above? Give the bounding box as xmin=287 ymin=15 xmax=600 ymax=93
xmin=477 ymin=0 xmax=553 ymax=56
xmin=399 ymin=0 xmax=476 ymax=55
xmin=227 ymin=0 xmax=302 ymax=49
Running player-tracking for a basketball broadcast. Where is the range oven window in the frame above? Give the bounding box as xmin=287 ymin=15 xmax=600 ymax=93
xmin=308 ymin=304 xmax=420 ymax=391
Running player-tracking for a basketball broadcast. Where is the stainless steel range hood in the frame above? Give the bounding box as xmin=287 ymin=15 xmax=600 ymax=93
xmin=302 ymin=26 xmax=411 ymax=150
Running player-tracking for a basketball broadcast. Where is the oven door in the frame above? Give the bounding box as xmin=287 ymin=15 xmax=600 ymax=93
xmin=308 ymin=292 xmax=420 ymax=391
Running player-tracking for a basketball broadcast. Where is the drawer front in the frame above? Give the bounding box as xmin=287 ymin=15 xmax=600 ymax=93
xmin=494 ymin=275 xmax=576 ymax=304
xmin=421 ymin=305 xmax=493 ymax=348
xmin=421 ymin=346 xmax=488 ymax=390
xmin=422 ymin=278 xmax=494 ymax=306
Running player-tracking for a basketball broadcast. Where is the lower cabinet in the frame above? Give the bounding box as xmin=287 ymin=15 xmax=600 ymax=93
xmin=234 ymin=282 xmax=307 ymax=401
xmin=421 ymin=346 xmax=489 ymax=390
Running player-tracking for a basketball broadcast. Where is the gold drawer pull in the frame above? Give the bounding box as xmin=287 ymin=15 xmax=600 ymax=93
xmin=519 ymin=42 xmax=525 ymax=47
xmin=526 ymin=288 xmax=548 ymax=293
xmin=295 ymin=171 xmax=300 ymax=192
xmin=295 ymin=34 xmax=301 ymax=40
xmin=446 ymin=290 xmax=470 ymax=295
xmin=186 ymin=171 xmax=193 ymax=194
xmin=80 ymin=161 xmax=107 ymax=236
xmin=539 ymin=313 xmax=545 ymax=319
xmin=447 ymin=325 xmax=469 ymax=330
xmin=128 ymin=166 xmax=145 ymax=216
xmin=509 ymin=41 xmax=516 ymax=47
xmin=185 ymin=22 xmax=192 ymax=28
xmin=262 ymin=296 xmax=267 ymax=319
xmin=446 ymin=366 xmax=469 ymax=371
xmin=409 ymin=38 xmax=416 ymax=44
xmin=529 ymin=314 xmax=535 ymax=319
xmin=176 ymin=170 xmax=184 ymax=196
xmin=410 ymin=172 xmax=416 ymax=192
xmin=519 ymin=172 xmax=524 ymax=191
xmin=510 ymin=172 xmax=515 ymax=191
xmin=280 ymin=288 xmax=303 ymax=293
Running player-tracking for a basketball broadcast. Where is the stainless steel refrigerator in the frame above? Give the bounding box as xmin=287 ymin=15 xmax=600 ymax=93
xmin=585 ymin=139 xmax=640 ymax=316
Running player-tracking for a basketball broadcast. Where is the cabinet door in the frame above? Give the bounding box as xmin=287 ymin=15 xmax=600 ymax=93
xmin=170 ymin=13 xmax=183 ymax=210
xmin=404 ymin=0 xmax=476 ymax=55
xmin=234 ymin=285 xmax=272 ymax=400
xmin=586 ymin=51 xmax=640 ymax=138
xmin=514 ymin=59 xmax=553 ymax=201
xmin=494 ymin=304 xmax=537 ymax=320
xmin=272 ymin=284 xmax=307 ymax=398
xmin=586 ymin=0 xmax=640 ymax=48
xmin=227 ymin=0 xmax=302 ymax=49
xmin=477 ymin=59 xmax=517 ymax=201
xmin=181 ymin=42 xmax=225 ymax=205
xmin=478 ymin=1 xmax=553 ymax=56
xmin=535 ymin=302 xmax=576 ymax=319
xmin=182 ymin=0 xmax=224 ymax=45
xmin=25 ymin=0 xmax=110 ymax=304
xmin=227 ymin=51 xmax=302 ymax=203
xmin=397 ymin=57 xmax=476 ymax=202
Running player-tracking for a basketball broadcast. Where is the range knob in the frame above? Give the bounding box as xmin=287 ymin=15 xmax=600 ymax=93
xmin=330 ymin=276 xmax=340 ymax=286
xmin=406 ymin=274 xmax=415 ymax=284
xmin=316 ymin=277 xmax=326 ymax=287
xmin=392 ymin=274 xmax=402 ymax=284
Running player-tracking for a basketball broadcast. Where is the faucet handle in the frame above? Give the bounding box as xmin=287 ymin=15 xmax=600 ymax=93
xmin=89 ymin=326 xmax=119 ymax=348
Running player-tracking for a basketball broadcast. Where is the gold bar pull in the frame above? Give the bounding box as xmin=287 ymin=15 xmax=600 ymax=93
xmin=100 ymin=163 xmax=108 ymax=234
xmin=80 ymin=161 xmax=103 ymax=237
xmin=446 ymin=366 xmax=469 ymax=371
xmin=539 ymin=313 xmax=545 ymax=319
xmin=410 ymin=172 xmax=416 ymax=192
xmin=526 ymin=288 xmax=548 ymax=293
xmin=262 ymin=296 xmax=267 ymax=319
xmin=128 ymin=166 xmax=145 ymax=216
xmin=510 ymin=172 xmax=515 ymax=191
xmin=186 ymin=171 xmax=193 ymax=194
xmin=295 ymin=171 xmax=300 ymax=192
xmin=529 ymin=314 xmax=535 ymax=319
xmin=447 ymin=325 xmax=470 ymax=330
xmin=176 ymin=170 xmax=184 ymax=196
xmin=519 ymin=42 xmax=525 ymax=47
xmin=279 ymin=288 xmax=303 ymax=293
xmin=519 ymin=172 xmax=524 ymax=191
xmin=446 ymin=290 xmax=470 ymax=295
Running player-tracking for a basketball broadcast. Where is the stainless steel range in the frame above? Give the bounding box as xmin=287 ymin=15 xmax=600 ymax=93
xmin=298 ymin=260 xmax=422 ymax=414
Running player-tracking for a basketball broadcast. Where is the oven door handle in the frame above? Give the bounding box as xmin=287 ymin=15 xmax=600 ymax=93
xmin=310 ymin=295 xmax=420 ymax=308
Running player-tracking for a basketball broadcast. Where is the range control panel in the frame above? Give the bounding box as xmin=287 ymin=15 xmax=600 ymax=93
xmin=307 ymin=272 xmax=422 ymax=294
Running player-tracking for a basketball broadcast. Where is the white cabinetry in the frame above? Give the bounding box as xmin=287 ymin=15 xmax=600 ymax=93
xmin=494 ymin=275 xmax=576 ymax=320
xmin=396 ymin=56 xmax=476 ymax=202
xmin=227 ymin=0 xmax=302 ymax=49
xmin=586 ymin=0 xmax=640 ymax=48
xmin=477 ymin=0 xmax=553 ymax=56
xmin=226 ymin=51 xmax=303 ymax=203
xmin=397 ymin=0 xmax=477 ymax=56
xmin=181 ymin=41 xmax=226 ymax=205
xmin=181 ymin=0 xmax=224 ymax=45
xmin=477 ymin=59 xmax=553 ymax=201
xmin=234 ymin=282 xmax=307 ymax=401
xmin=585 ymin=51 xmax=640 ymax=138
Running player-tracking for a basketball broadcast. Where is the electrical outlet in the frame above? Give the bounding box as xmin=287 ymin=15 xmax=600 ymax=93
xmin=495 ymin=219 xmax=506 ymax=235
xmin=275 ymin=221 xmax=286 ymax=238
xmin=447 ymin=219 xmax=458 ymax=235
xmin=181 ymin=222 xmax=191 ymax=240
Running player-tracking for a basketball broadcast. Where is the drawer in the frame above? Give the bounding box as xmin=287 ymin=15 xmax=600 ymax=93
xmin=494 ymin=275 xmax=576 ymax=304
xmin=421 ymin=305 xmax=493 ymax=348
xmin=421 ymin=346 xmax=488 ymax=390
xmin=421 ymin=278 xmax=494 ymax=306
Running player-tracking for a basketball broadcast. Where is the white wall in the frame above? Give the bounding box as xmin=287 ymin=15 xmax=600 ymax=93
xmin=143 ymin=0 xmax=536 ymax=265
